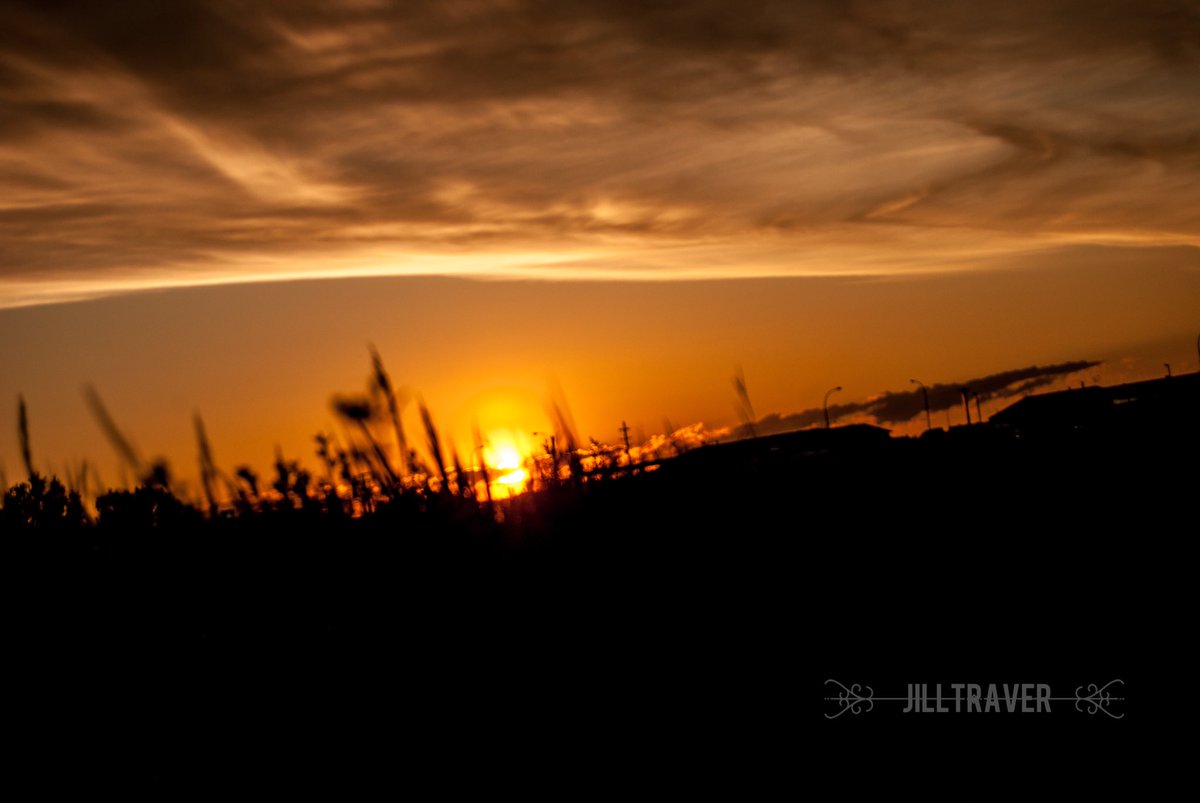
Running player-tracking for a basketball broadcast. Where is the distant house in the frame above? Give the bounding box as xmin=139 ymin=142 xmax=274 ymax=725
xmin=668 ymin=423 xmax=893 ymax=472
xmin=990 ymin=371 xmax=1200 ymax=438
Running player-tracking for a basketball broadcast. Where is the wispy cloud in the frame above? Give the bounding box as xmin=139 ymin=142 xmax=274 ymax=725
xmin=2 ymin=1 xmax=1198 ymax=306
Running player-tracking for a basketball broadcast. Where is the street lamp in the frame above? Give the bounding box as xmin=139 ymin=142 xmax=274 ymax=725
xmin=910 ymin=379 xmax=932 ymax=433
xmin=823 ymin=386 xmax=842 ymax=430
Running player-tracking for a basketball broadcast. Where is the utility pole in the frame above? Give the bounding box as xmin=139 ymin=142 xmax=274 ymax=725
xmin=619 ymin=420 xmax=632 ymax=463
xmin=910 ymin=379 xmax=932 ymax=433
xmin=960 ymin=388 xmax=972 ymax=426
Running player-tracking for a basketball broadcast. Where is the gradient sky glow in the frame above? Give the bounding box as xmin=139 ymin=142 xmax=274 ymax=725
xmin=1 ymin=1 xmax=1198 ymax=493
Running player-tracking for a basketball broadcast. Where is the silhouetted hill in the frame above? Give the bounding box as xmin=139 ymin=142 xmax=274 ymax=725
xmin=4 ymin=370 xmax=1194 ymax=791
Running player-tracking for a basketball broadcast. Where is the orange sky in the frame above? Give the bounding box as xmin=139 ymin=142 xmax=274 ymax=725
xmin=1 ymin=2 xmax=1198 ymax=494
xmin=3 ymin=262 xmax=1197 ymax=496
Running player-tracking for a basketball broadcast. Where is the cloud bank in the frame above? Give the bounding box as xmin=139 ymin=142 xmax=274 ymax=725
xmin=745 ymin=360 xmax=1103 ymax=434
xmin=2 ymin=1 xmax=1199 ymax=305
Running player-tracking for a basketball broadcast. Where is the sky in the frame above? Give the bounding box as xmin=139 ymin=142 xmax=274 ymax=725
xmin=1 ymin=1 xmax=1198 ymax=493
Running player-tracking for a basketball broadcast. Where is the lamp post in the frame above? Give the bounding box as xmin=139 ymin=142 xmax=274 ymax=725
xmin=823 ymin=386 xmax=842 ymax=430
xmin=910 ymin=379 xmax=932 ymax=433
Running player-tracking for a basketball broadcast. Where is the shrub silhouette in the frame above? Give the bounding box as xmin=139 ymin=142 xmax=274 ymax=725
xmin=2 ymin=473 xmax=88 ymax=531
xmin=94 ymin=485 xmax=202 ymax=532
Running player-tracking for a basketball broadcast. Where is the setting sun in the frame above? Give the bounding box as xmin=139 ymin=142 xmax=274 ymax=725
xmin=489 ymin=444 xmax=523 ymax=471
xmin=483 ymin=438 xmax=529 ymax=496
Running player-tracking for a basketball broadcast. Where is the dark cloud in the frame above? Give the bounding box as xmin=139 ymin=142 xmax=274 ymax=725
xmin=743 ymin=360 xmax=1102 ymax=435
xmin=1 ymin=1 xmax=1198 ymax=305
xmin=867 ymin=361 xmax=1103 ymax=424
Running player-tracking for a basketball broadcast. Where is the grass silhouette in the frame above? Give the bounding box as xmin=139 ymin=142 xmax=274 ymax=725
xmin=4 ymin=360 xmax=1193 ymax=795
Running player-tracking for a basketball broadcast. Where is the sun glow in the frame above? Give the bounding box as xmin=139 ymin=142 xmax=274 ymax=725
xmin=490 ymin=444 xmax=523 ymax=471
xmin=483 ymin=438 xmax=530 ymax=496
xmin=495 ymin=467 xmax=528 ymax=486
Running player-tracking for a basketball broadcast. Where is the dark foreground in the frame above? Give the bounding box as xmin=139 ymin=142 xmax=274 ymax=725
xmin=5 ymin=420 xmax=1194 ymax=795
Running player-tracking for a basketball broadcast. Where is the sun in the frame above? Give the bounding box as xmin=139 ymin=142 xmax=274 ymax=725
xmin=490 ymin=444 xmax=523 ymax=471
xmin=483 ymin=438 xmax=529 ymax=495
